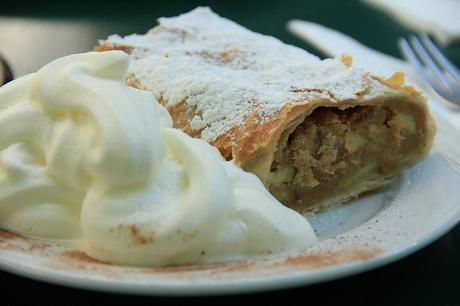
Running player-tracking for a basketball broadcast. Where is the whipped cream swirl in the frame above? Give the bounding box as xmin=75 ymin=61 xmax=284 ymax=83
xmin=0 ymin=51 xmax=315 ymax=266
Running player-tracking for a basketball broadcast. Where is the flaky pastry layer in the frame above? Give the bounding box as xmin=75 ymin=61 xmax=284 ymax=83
xmin=95 ymin=7 xmax=435 ymax=212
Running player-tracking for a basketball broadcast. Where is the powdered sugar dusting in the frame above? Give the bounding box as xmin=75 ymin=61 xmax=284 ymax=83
xmin=102 ymin=7 xmax=371 ymax=141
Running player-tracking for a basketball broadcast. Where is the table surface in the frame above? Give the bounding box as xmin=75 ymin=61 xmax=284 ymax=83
xmin=1 ymin=1 xmax=459 ymax=305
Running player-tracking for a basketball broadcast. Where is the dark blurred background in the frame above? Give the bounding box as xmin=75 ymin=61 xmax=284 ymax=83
xmin=0 ymin=1 xmax=459 ymax=305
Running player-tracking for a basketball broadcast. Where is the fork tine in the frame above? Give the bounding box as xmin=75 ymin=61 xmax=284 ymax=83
xmin=420 ymin=33 xmax=460 ymax=83
xmin=398 ymin=38 xmax=447 ymax=95
xmin=398 ymin=38 xmax=425 ymax=78
xmin=408 ymin=35 xmax=453 ymax=91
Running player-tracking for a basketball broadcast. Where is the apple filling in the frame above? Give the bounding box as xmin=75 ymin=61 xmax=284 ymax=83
xmin=268 ymin=100 xmax=428 ymax=212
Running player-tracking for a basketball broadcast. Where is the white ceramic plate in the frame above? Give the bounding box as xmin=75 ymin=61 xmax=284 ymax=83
xmin=0 ymin=108 xmax=459 ymax=296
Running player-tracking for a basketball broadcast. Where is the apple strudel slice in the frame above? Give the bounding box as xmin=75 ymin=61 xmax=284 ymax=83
xmin=95 ymin=7 xmax=436 ymax=213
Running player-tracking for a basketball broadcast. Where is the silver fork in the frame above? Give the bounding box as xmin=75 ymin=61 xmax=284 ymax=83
xmin=398 ymin=34 xmax=460 ymax=105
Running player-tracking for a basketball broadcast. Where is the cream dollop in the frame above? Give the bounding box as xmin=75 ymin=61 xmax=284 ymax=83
xmin=0 ymin=51 xmax=315 ymax=266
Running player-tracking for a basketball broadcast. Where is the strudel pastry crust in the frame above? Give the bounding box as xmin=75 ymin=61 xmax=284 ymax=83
xmin=95 ymin=7 xmax=436 ymax=212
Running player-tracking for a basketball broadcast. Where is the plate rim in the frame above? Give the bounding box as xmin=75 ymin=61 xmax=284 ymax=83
xmin=0 ymin=210 xmax=458 ymax=296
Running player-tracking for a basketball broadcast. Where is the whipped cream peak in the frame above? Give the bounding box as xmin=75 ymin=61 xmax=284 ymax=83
xmin=0 ymin=51 xmax=315 ymax=266
xmin=32 ymin=52 xmax=167 ymax=189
